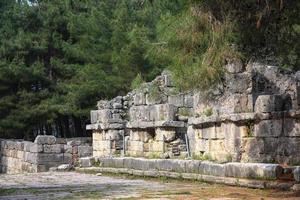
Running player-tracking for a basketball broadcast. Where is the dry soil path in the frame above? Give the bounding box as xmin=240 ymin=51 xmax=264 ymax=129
xmin=0 ymin=172 xmax=300 ymax=200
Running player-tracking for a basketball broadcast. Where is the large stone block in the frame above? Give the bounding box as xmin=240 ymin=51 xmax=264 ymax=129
xmin=284 ymin=118 xmax=300 ymax=137
xmin=24 ymin=152 xmax=38 ymax=164
xmin=43 ymin=144 xmax=63 ymax=153
xmin=78 ymin=146 xmax=92 ymax=157
xmin=226 ymin=73 xmax=251 ymax=94
xmin=155 ymin=159 xmax=186 ymax=173
xmin=134 ymin=92 xmax=146 ymax=105
xmin=90 ymin=110 xmax=98 ymax=124
xmin=37 ymin=153 xmax=64 ymax=164
xmin=155 ymin=128 xmax=176 ymax=142
xmin=194 ymin=138 xmax=209 ymax=152
xmin=168 ymin=95 xmax=184 ymax=107
xmin=129 ymin=130 xmax=152 ymax=142
xmin=149 ymin=141 xmax=164 ymax=152
xmin=97 ymin=109 xmax=112 ymax=123
xmin=155 ymin=104 xmax=176 ymax=121
xmin=104 ymin=130 xmax=121 ymax=140
xmin=254 ymin=119 xmax=282 ymax=137
xmin=294 ymin=167 xmax=300 ymax=182
xmin=254 ymin=95 xmax=284 ymax=113
xmin=241 ymin=138 xmax=264 ymax=162
xmin=185 ymin=160 xmax=201 ymax=173
xmin=80 ymin=157 xmax=95 ymax=167
xmin=225 ymin=162 xmax=283 ymax=179
xmin=131 ymin=158 xmax=157 ymax=171
xmin=128 ymin=140 xmax=144 ymax=152
xmin=184 ymin=93 xmax=194 ymax=108
xmin=198 ymin=161 xmax=225 ymax=177
xmin=129 ymin=106 xmax=151 ymax=121
xmin=34 ymin=135 xmax=56 ymax=145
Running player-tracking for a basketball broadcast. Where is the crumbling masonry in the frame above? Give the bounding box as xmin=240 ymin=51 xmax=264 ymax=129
xmin=87 ymin=62 xmax=300 ymax=165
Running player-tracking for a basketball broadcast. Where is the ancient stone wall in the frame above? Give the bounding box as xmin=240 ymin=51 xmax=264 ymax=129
xmin=87 ymin=62 xmax=300 ymax=165
xmin=0 ymin=136 xmax=92 ymax=174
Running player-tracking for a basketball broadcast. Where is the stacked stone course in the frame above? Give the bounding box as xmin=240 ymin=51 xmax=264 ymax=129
xmin=0 ymin=136 xmax=92 ymax=174
xmin=88 ymin=62 xmax=300 ymax=166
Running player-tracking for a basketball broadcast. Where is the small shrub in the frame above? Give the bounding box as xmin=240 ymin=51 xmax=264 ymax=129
xmin=178 ymin=107 xmax=191 ymax=117
xmin=131 ymin=73 xmax=145 ymax=90
xmin=203 ymin=107 xmax=213 ymax=117
xmin=148 ymin=82 xmax=161 ymax=102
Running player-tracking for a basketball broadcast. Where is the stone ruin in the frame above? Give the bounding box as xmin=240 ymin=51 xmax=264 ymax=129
xmin=87 ymin=61 xmax=300 ymax=165
xmin=0 ymin=136 xmax=92 ymax=174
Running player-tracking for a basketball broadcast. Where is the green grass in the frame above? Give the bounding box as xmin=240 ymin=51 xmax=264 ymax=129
xmin=60 ymin=191 xmax=105 ymax=200
xmin=0 ymin=188 xmax=17 ymax=196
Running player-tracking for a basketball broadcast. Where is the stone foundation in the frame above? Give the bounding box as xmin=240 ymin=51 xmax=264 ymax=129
xmin=78 ymin=157 xmax=296 ymax=190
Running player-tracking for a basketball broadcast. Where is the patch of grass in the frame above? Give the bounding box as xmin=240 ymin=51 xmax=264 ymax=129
xmin=245 ymin=120 xmax=254 ymax=137
xmin=148 ymin=81 xmax=161 ymax=102
xmin=0 ymin=188 xmax=17 ymax=196
xmin=147 ymin=152 xmax=161 ymax=159
xmin=131 ymin=73 xmax=145 ymax=90
xmin=192 ymin=153 xmax=214 ymax=161
xmin=60 ymin=190 xmax=105 ymax=200
xmin=203 ymin=107 xmax=213 ymax=117
xmin=178 ymin=107 xmax=192 ymax=117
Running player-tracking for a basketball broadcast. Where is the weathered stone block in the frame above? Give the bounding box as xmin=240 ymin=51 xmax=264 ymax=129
xmin=98 ymin=109 xmax=112 ymax=123
xmin=226 ymin=60 xmax=244 ymax=74
xmin=168 ymin=95 xmax=184 ymax=107
xmin=241 ymin=138 xmax=264 ymax=162
xmin=284 ymin=118 xmax=300 ymax=137
xmin=134 ymin=92 xmax=146 ymax=105
xmin=129 ymin=130 xmax=152 ymax=142
xmin=198 ymin=161 xmax=225 ymax=177
xmin=254 ymin=119 xmax=282 ymax=137
xmin=63 ymin=145 xmax=73 ymax=154
xmin=254 ymin=95 xmax=284 ymax=113
xmin=37 ymin=153 xmax=64 ymax=164
xmin=155 ymin=128 xmax=175 ymax=142
xmin=294 ymin=167 xmax=300 ymax=182
xmin=78 ymin=146 xmax=92 ymax=157
xmin=226 ymin=73 xmax=251 ymax=94
xmin=34 ymin=135 xmax=56 ymax=145
xmin=129 ymin=106 xmax=151 ymax=121
xmin=155 ymin=159 xmax=185 ymax=173
xmin=43 ymin=144 xmax=63 ymax=153
xmin=185 ymin=160 xmax=201 ymax=173
xmin=184 ymin=94 xmax=194 ymax=108
xmin=194 ymin=138 xmax=208 ymax=152
xmin=80 ymin=157 xmax=95 ymax=167
xmin=225 ymin=162 xmax=283 ymax=179
xmin=24 ymin=152 xmax=38 ymax=164
xmin=155 ymin=104 xmax=176 ymax=121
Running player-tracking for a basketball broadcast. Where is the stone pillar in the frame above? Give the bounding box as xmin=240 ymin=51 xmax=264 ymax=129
xmin=93 ymin=130 xmax=122 ymax=157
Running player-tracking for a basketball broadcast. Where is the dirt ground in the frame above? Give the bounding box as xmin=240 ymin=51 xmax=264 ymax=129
xmin=0 ymin=172 xmax=300 ymax=200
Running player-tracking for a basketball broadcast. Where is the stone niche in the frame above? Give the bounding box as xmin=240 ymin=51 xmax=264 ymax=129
xmin=126 ymin=127 xmax=187 ymax=158
xmin=93 ymin=129 xmax=124 ymax=157
xmin=188 ymin=121 xmax=248 ymax=163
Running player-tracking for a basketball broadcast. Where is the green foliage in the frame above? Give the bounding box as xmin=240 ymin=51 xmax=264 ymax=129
xmin=203 ymin=107 xmax=213 ymax=117
xmin=151 ymin=5 xmax=240 ymax=92
xmin=148 ymin=81 xmax=162 ymax=102
xmin=131 ymin=73 xmax=145 ymax=90
xmin=0 ymin=0 xmax=298 ymax=139
xmin=178 ymin=107 xmax=192 ymax=117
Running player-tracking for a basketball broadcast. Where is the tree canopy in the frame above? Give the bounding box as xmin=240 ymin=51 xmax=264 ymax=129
xmin=0 ymin=0 xmax=298 ymax=139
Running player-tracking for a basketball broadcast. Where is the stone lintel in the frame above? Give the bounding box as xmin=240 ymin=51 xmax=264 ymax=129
xmin=127 ymin=120 xmax=185 ymax=129
xmin=188 ymin=110 xmax=300 ymax=126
